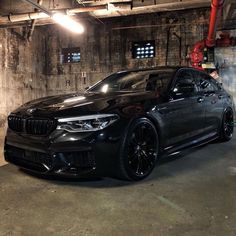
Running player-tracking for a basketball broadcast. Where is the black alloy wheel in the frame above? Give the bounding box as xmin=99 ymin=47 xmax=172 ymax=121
xmin=118 ymin=118 xmax=159 ymax=181
xmin=221 ymin=108 xmax=234 ymax=141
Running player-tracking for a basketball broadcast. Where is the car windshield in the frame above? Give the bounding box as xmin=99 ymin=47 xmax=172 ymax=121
xmin=87 ymin=70 xmax=175 ymax=93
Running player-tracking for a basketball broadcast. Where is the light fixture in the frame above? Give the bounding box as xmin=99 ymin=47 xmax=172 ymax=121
xmin=52 ymin=13 xmax=84 ymax=34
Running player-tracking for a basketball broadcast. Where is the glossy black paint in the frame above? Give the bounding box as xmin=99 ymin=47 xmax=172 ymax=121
xmin=4 ymin=67 xmax=234 ymax=178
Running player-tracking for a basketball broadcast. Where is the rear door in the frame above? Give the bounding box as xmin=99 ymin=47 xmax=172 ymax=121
xmin=194 ymin=71 xmax=223 ymax=134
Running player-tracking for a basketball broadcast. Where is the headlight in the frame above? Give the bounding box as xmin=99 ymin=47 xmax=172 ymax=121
xmin=57 ymin=114 xmax=119 ymax=132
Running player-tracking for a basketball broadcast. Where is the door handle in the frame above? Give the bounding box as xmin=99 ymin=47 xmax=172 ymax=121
xmin=204 ymin=91 xmax=215 ymax=96
xmin=197 ymin=97 xmax=204 ymax=103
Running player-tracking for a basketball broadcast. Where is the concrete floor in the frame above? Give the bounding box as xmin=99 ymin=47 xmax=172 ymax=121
xmin=0 ymin=131 xmax=236 ymax=236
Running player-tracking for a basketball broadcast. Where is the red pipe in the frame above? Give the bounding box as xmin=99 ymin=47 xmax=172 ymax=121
xmin=190 ymin=40 xmax=205 ymax=70
xmin=206 ymin=0 xmax=224 ymax=47
xmin=191 ymin=0 xmax=224 ymax=69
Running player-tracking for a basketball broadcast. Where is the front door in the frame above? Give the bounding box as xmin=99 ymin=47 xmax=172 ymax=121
xmin=161 ymin=69 xmax=206 ymax=146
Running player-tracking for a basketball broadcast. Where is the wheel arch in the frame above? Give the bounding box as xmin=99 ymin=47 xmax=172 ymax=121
xmin=221 ymin=106 xmax=234 ymax=122
xmin=146 ymin=114 xmax=165 ymax=151
xmin=219 ymin=106 xmax=234 ymax=141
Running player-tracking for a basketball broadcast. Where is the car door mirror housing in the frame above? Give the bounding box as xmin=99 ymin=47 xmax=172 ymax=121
xmin=200 ymin=81 xmax=209 ymax=89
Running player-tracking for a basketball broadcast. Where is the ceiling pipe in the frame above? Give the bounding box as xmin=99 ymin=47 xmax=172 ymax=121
xmin=190 ymin=40 xmax=205 ymax=69
xmin=27 ymin=0 xmax=43 ymax=42
xmin=23 ymin=0 xmax=51 ymax=15
xmin=191 ymin=0 xmax=224 ymax=69
xmin=206 ymin=0 xmax=224 ymax=47
xmin=6 ymin=12 xmax=50 ymax=23
xmin=0 ymin=5 xmax=109 ymax=24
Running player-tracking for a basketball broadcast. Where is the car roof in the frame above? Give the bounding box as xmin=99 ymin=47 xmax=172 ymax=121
xmin=116 ymin=66 xmax=178 ymax=73
xmin=115 ymin=66 xmax=204 ymax=74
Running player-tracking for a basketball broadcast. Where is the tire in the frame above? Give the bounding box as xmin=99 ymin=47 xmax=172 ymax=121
xmin=220 ymin=108 xmax=234 ymax=141
xmin=117 ymin=117 xmax=159 ymax=181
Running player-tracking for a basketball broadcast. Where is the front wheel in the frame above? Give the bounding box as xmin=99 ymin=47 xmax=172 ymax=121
xmin=220 ymin=108 xmax=234 ymax=141
xmin=117 ymin=118 xmax=159 ymax=181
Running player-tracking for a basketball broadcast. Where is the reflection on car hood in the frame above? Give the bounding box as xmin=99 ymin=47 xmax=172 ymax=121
xmin=12 ymin=91 xmax=158 ymax=118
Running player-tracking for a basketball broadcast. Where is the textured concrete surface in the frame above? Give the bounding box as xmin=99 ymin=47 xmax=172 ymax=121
xmin=0 ymin=128 xmax=6 ymax=166
xmin=0 ymin=28 xmax=47 ymax=127
xmin=0 ymin=136 xmax=236 ymax=236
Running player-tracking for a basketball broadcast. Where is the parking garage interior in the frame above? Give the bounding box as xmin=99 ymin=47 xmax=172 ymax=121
xmin=0 ymin=0 xmax=236 ymax=235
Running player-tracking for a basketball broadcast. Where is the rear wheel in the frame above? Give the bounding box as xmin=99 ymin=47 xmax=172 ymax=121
xmin=117 ymin=118 xmax=159 ymax=181
xmin=220 ymin=108 xmax=234 ymax=141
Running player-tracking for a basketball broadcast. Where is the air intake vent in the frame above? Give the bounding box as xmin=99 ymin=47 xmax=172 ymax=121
xmin=8 ymin=116 xmax=24 ymax=132
xmin=8 ymin=116 xmax=57 ymax=136
xmin=26 ymin=118 xmax=57 ymax=135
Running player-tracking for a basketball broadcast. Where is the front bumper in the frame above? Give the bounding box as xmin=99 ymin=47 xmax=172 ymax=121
xmin=5 ymin=144 xmax=97 ymax=177
xmin=4 ymin=123 xmax=124 ymax=177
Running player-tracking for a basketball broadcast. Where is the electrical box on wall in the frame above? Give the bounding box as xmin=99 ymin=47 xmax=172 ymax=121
xmin=61 ymin=47 xmax=81 ymax=63
xmin=132 ymin=41 xmax=155 ymax=59
xmin=203 ymin=47 xmax=215 ymax=63
xmin=202 ymin=47 xmax=216 ymax=70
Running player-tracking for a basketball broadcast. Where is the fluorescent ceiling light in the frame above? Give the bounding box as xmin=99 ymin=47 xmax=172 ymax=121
xmin=52 ymin=13 xmax=84 ymax=34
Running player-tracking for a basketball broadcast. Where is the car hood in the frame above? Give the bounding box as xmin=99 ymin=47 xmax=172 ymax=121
xmin=12 ymin=91 xmax=159 ymax=118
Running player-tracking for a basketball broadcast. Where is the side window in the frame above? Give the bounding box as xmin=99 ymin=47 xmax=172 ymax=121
xmin=197 ymin=72 xmax=218 ymax=92
xmin=146 ymin=74 xmax=163 ymax=91
xmin=173 ymin=70 xmax=197 ymax=96
xmin=130 ymin=74 xmax=149 ymax=90
xmin=209 ymin=77 xmax=221 ymax=91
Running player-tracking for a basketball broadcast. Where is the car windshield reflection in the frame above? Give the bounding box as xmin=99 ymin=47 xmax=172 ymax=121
xmin=87 ymin=70 xmax=175 ymax=93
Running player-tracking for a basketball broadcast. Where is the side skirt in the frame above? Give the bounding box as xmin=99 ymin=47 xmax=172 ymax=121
xmin=161 ymin=132 xmax=219 ymax=158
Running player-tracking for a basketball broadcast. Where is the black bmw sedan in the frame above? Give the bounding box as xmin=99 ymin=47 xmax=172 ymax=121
xmin=4 ymin=67 xmax=234 ymax=180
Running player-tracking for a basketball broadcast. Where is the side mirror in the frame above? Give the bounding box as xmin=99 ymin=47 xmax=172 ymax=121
xmin=200 ymin=81 xmax=209 ymax=89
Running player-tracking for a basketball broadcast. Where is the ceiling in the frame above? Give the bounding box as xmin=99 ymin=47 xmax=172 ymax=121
xmin=0 ymin=0 xmax=211 ymax=26
xmin=0 ymin=0 xmax=235 ymax=29
xmin=0 ymin=0 xmax=212 ymax=16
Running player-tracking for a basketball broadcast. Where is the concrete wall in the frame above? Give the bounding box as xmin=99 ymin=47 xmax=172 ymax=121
xmin=215 ymin=30 xmax=236 ymax=105
xmin=0 ymin=27 xmax=47 ymax=127
xmin=45 ymin=8 xmax=209 ymax=95
xmin=0 ymin=8 xmax=210 ymax=127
